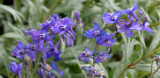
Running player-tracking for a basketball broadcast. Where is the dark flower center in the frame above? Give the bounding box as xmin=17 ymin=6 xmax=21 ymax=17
xmin=39 ymin=33 xmax=45 ymax=39
xmin=30 ymin=45 xmax=36 ymax=50
xmin=94 ymin=30 xmax=100 ymax=36
xmin=20 ymin=49 xmax=25 ymax=54
xmin=60 ymin=25 xmax=66 ymax=30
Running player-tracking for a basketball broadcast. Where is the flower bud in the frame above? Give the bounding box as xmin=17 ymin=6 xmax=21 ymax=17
xmin=74 ymin=10 xmax=80 ymax=22
xmin=66 ymin=36 xmax=74 ymax=47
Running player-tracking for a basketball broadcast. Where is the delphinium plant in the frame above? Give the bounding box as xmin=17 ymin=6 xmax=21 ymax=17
xmin=8 ymin=2 xmax=160 ymax=78
xmin=78 ymin=3 xmax=151 ymax=78
xmin=8 ymin=13 xmax=80 ymax=78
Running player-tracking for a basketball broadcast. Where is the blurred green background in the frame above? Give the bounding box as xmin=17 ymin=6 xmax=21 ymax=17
xmin=0 ymin=0 xmax=160 ymax=78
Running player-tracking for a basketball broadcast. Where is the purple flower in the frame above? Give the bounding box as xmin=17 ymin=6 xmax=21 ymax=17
xmin=25 ymin=40 xmax=39 ymax=52
xmin=66 ymin=36 xmax=74 ymax=47
xmin=74 ymin=10 xmax=84 ymax=28
xmin=8 ymin=62 xmax=22 ymax=78
xmin=122 ymin=3 xmax=138 ymax=21
xmin=12 ymin=41 xmax=37 ymax=61
xmin=50 ymin=17 xmax=76 ymax=39
xmin=12 ymin=41 xmax=25 ymax=58
xmin=81 ymin=66 xmax=90 ymax=71
xmin=37 ymin=69 xmax=46 ymax=78
xmin=38 ymin=61 xmax=64 ymax=78
xmin=23 ymin=28 xmax=36 ymax=35
xmin=130 ymin=16 xmax=151 ymax=34
xmin=94 ymin=48 xmax=112 ymax=63
xmin=42 ymin=39 xmax=62 ymax=62
xmin=84 ymin=22 xmax=106 ymax=41
xmin=88 ymin=66 xmax=99 ymax=75
xmin=50 ymin=61 xmax=64 ymax=78
xmin=118 ymin=21 xmax=139 ymax=38
xmin=50 ymin=14 xmax=61 ymax=21
xmin=81 ymin=66 xmax=104 ymax=77
xmin=38 ymin=63 xmax=52 ymax=71
xmin=95 ymin=69 xmax=105 ymax=78
xmin=102 ymin=11 xmax=121 ymax=24
xmin=97 ymin=32 xmax=116 ymax=46
xmin=39 ymin=14 xmax=61 ymax=31
xmin=138 ymin=10 xmax=143 ymax=20
xmin=78 ymin=47 xmax=96 ymax=62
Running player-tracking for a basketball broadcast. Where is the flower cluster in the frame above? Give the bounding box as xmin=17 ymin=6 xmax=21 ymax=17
xmin=8 ymin=12 xmax=80 ymax=78
xmin=79 ymin=3 xmax=151 ymax=78
xmin=78 ymin=47 xmax=111 ymax=77
xmin=102 ymin=3 xmax=151 ymax=38
xmin=38 ymin=61 xmax=64 ymax=78
xmin=81 ymin=66 xmax=104 ymax=78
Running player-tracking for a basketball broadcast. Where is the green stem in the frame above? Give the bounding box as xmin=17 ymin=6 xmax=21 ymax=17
xmin=91 ymin=24 xmax=114 ymax=78
xmin=41 ymin=0 xmax=62 ymax=23
xmin=103 ymin=24 xmax=116 ymax=30
xmin=90 ymin=44 xmax=99 ymax=78
xmin=26 ymin=60 xmax=33 ymax=78
xmin=150 ymin=65 xmax=160 ymax=78
xmin=150 ymin=59 xmax=155 ymax=77
xmin=93 ymin=44 xmax=99 ymax=66
xmin=31 ymin=53 xmax=42 ymax=76
xmin=117 ymin=48 xmax=160 ymax=78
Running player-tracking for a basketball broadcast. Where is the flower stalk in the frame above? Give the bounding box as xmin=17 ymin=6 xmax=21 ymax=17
xmin=118 ymin=48 xmax=160 ymax=78
xmin=26 ymin=60 xmax=33 ymax=78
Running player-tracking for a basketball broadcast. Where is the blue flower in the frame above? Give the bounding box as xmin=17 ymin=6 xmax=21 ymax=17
xmin=117 ymin=21 xmax=139 ymax=38
xmin=42 ymin=39 xmax=62 ymax=62
xmin=95 ymin=69 xmax=105 ymax=78
xmin=25 ymin=40 xmax=39 ymax=52
xmin=12 ymin=41 xmax=25 ymax=58
xmin=49 ymin=14 xmax=61 ymax=21
xmin=50 ymin=61 xmax=64 ymax=78
xmin=23 ymin=28 xmax=36 ymax=35
xmin=78 ymin=47 xmax=96 ymax=62
xmin=129 ymin=16 xmax=151 ymax=34
xmin=94 ymin=48 xmax=112 ymax=63
xmin=81 ymin=66 xmax=104 ymax=77
xmin=38 ymin=63 xmax=52 ymax=71
xmin=37 ymin=69 xmax=46 ymax=78
xmin=97 ymin=32 xmax=116 ymax=46
xmin=84 ymin=22 xmax=106 ymax=41
xmin=38 ymin=61 xmax=64 ymax=78
xmin=138 ymin=10 xmax=143 ymax=20
xmin=50 ymin=17 xmax=76 ymax=39
xmin=122 ymin=3 xmax=138 ymax=21
xmin=102 ymin=11 xmax=121 ymax=24
xmin=12 ymin=41 xmax=37 ymax=61
xmin=8 ymin=62 xmax=22 ymax=78
xmin=88 ymin=66 xmax=99 ymax=75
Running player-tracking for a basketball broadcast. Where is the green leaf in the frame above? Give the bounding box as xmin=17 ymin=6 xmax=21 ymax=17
xmin=0 ymin=4 xmax=25 ymax=23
